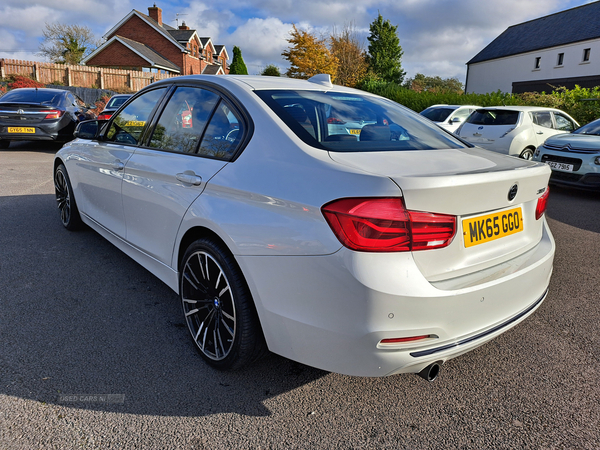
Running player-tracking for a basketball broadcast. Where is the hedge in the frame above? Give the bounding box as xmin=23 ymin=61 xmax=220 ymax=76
xmin=358 ymin=79 xmax=600 ymax=126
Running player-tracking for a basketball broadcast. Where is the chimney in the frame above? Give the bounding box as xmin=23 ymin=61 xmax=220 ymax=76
xmin=179 ymin=21 xmax=190 ymax=30
xmin=148 ymin=4 xmax=162 ymax=26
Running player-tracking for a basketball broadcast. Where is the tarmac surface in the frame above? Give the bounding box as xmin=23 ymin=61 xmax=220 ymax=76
xmin=1 ymin=142 xmax=599 ymax=449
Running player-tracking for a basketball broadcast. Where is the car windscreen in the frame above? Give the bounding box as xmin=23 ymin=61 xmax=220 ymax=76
xmin=574 ymin=119 xmax=600 ymax=135
xmin=0 ymin=89 xmax=63 ymax=105
xmin=466 ymin=110 xmax=519 ymax=126
xmin=420 ymin=107 xmax=454 ymax=122
xmin=107 ymin=96 xmax=130 ymax=108
xmin=255 ymin=90 xmax=467 ymax=152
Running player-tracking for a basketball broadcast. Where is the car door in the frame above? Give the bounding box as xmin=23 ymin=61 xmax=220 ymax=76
xmin=530 ymin=110 xmax=557 ymax=147
xmin=73 ymin=87 xmax=167 ymax=237
xmin=121 ymin=85 xmax=246 ymax=265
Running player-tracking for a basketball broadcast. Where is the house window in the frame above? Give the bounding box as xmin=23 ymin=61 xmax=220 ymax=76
xmin=534 ymin=57 xmax=541 ymax=69
xmin=583 ymin=48 xmax=591 ymax=62
xmin=557 ymin=53 xmax=564 ymax=66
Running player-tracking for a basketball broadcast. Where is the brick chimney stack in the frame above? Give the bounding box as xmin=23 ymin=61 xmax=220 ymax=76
xmin=148 ymin=4 xmax=162 ymax=27
xmin=179 ymin=21 xmax=190 ymax=30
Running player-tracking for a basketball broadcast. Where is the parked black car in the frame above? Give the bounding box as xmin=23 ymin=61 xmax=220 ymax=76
xmin=97 ymin=94 xmax=132 ymax=121
xmin=0 ymin=88 xmax=95 ymax=148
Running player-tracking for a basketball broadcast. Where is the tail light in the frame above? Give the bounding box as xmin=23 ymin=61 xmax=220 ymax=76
xmin=321 ymin=198 xmax=456 ymax=252
xmin=327 ymin=117 xmax=346 ymax=124
xmin=97 ymin=113 xmax=112 ymax=121
xmin=535 ymin=187 xmax=550 ymax=220
xmin=43 ymin=110 xmax=64 ymax=119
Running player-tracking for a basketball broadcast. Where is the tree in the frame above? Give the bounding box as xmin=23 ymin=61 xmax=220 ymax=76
xmin=229 ymin=46 xmax=249 ymax=75
xmin=38 ymin=23 xmax=99 ymax=65
xmin=261 ymin=64 xmax=281 ymax=77
xmin=282 ymin=24 xmax=339 ymax=81
xmin=366 ymin=14 xmax=405 ymax=84
xmin=404 ymin=73 xmax=464 ymax=94
xmin=330 ymin=22 xmax=368 ymax=88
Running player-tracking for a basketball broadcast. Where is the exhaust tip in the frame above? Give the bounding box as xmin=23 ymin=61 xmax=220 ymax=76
xmin=417 ymin=361 xmax=441 ymax=382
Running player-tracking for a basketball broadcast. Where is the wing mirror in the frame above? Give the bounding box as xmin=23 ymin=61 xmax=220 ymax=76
xmin=74 ymin=120 xmax=103 ymax=140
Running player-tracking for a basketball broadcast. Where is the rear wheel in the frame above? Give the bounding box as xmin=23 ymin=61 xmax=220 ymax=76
xmin=54 ymin=164 xmax=83 ymax=231
xmin=519 ymin=148 xmax=534 ymax=160
xmin=180 ymin=238 xmax=266 ymax=370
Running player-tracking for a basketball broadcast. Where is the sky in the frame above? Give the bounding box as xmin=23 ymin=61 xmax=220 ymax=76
xmin=0 ymin=0 xmax=594 ymax=84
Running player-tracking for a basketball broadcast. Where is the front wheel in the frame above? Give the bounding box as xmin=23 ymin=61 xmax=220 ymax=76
xmin=54 ymin=164 xmax=83 ymax=231
xmin=519 ymin=148 xmax=534 ymax=160
xmin=180 ymin=238 xmax=266 ymax=370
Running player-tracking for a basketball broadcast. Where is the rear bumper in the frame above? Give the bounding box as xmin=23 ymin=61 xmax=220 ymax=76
xmin=0 ymin=120 xmax=76 ymax=143
xmin=237 ymin=218 xmax=555 ymax=377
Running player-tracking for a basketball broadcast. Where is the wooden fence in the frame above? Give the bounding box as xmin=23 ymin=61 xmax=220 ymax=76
xmin=0 ymin=59 xmax=177 ymax=92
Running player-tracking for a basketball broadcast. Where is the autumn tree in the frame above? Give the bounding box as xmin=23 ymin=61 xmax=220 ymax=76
xmin=261 ymin=64 xmax=281 ymax=77
xmin=282 ymin=24 xmax=339 ymax=81
xmin=38 ymin=23 xmax=99 ymax=65
xmin=366 ymin=14 xmax=405 ymax=84
xmin=404 ymin=73 xmax=464 ymax=94
xmin=330 ymin=22 xmax=368 ymax=88
xmin=229 ymin=46 xmax=249 ymax=75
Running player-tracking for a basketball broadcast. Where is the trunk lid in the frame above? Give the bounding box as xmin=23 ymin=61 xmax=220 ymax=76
xmin=328 ymin=147 xmax=551 ymax=282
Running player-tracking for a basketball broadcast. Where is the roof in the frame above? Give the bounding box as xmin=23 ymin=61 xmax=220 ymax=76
xmin=168 ymin=29 xmax=196 ymax=43
xmin=468 ymin=1 xmax=600 ymax=64
xmin=82 ymin=35 xmax=181 ymax=73
xmin=202 ymin=65 xmax=224 ymax=75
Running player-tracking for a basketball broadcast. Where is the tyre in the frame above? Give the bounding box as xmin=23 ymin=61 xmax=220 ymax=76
xmin=54 ymin=164 xmax=83 ymax=231
xmin=180 ymin=238 xmax=266 ymax=370
xmin=0 ymin=140 xmax=10 ymax=149
xmin=519 ymin=148 xmax=534 ymax=160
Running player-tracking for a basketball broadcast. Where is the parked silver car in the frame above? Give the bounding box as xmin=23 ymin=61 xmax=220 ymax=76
xmin=534 ymin=117 xmax=600 ymax=189
xmin=53 ymin=75 xmax=555 ymax=379
xmin=456 ymin=106 xmax=578 ymax=159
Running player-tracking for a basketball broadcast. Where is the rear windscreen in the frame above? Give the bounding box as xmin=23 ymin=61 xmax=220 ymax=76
xmin=420 ymin=107 xmax=454 ymax=122
xmin=466 ymin=110 xmax=519 ymax=126
xmin=255 ymin=90 xmax=467 ymax=152
xmin=0 ymin=89 xmax=62 ymax=105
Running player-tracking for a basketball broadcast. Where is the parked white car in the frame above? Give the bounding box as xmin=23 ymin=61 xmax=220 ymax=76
xmin=456 ymin=106 xmax=579 ymax=159
xmin=53 ymin=75 xmax=555 ymax=380
xmin=420 ymin=104 xmax=480 ymax=133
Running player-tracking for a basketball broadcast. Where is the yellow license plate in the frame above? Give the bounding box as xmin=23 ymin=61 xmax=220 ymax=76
xmin=8 ymin=127 xmax=35 ymax=134
xmin=348 ymin=129 xmax=361 ymax=135
xmin=463 ymin=207 xmax=523 ymax=248
xmin=124 ymin=121 xmax=145 ymax=127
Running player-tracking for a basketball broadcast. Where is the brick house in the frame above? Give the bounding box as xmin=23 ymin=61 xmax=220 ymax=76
xmin=82 ymin=4 xmax=229 ymax=75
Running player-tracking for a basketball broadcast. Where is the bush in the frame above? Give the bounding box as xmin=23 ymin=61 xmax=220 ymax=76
xmin=357 ymin=80 xmax=600 ymax=125
xmin=8 ymin=75 xmax=46 ymax=89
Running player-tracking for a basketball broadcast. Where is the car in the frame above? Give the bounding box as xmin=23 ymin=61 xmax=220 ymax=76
xmin=53 ymin=74 xmax=555 ymax=380
xmin=456 ymin=106 xmax=579 ymax=160
xmin=419 ymin=104 xmax=480 ymax=133
xmin=533 ymin=117 xmax=600 ymax=189
xmin=96 ymin=94 xmax=133 ymax=121
xmin=0 ymin=88 xmax=94 ymax=148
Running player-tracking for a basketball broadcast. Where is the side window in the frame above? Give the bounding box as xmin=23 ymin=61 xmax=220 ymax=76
xmin=198 ymin=100 xmax=244 ymax=160
xmin=149 ymin=87 xmax=219 ymax=154
xmin=450 ymin=108 xmax=470 ymax=122
xmin=554 ymin=113 xmax=575 ymax=132
xmin=106 ymin=88 xmax=166 ymax=146
xmin=66 ymin=93 xmax=77 ymax=106
xmin=531 ymin=111 xmax=553 ymax=128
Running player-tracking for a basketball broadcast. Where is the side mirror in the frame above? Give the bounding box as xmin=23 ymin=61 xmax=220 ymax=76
xmin=450 ymin=117 xmax=462 ymax=124
xmin=74 ymin=120 xmax=102 ymax=140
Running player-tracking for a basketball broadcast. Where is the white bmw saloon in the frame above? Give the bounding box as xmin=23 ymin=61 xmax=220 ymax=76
xmin=54 ymin=75 xmax=555 ymax=380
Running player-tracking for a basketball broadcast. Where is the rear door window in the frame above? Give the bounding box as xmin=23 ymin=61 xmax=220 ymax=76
xmin=531 ymin=111 xmax=553 ymax=128
xmin=149 ymin=87 xmax=219 ymax=154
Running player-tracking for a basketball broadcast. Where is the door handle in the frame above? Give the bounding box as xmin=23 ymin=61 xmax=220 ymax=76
xmin=112 ymin=160 xmax=125 ymax=171
xmin=536 ymin=131 xmax=544 ymax=135
xmin=176 ymin=171 xmax=202 ymax=186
